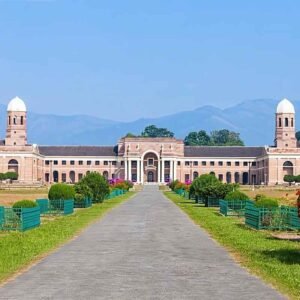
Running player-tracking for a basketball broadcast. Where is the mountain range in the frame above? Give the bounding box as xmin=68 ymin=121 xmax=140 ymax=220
xmin=0 ymin=99 xmax=296 ymax=146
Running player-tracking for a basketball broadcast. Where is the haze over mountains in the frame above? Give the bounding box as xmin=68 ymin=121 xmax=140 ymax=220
xmin=0 ymin=99 xmax=297 ymax=146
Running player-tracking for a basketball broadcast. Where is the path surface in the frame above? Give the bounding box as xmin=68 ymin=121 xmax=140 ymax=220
xmin=0 ymin=186 xmax=285 ymax=300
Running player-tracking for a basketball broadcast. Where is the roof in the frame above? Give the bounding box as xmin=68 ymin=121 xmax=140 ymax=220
xmin=276 ymin=98 xmax=295 ymax=114
xmin=184 ymin=146 xmax=266 ymax=158
xmin=7 ymin=96 xmax=27 ymax=112
xmin=39 ymin=146 xmax=118 ymax=157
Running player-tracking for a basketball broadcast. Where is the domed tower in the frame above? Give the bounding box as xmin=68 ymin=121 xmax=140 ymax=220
xmin=275 ymin=98 xmax=297 ymax=148
xmin=5 ymin=96 xmax=27 ymax=146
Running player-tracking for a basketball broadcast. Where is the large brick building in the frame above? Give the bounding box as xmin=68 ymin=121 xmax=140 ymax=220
xmin=0 ymin=97 xmax=298 ymax=185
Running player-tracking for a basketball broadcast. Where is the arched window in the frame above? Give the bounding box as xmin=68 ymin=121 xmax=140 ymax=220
xmin=21 ymin=116 xmax=24 ymax=125
xmin=8 ymin=159 xmax=18 ymax=175
xmin=291 ymin=118 xmax=294 ymax=127
xmin=69 ymin=171 xmax=75 ymax=183
xmin=283 ymin=161 xmax=293 ymax=176
xmin=103 ymin=171 xmax=108 ymax=179
xmin=234 ymin=172 xmax=240 ymax=183
xmin=8 ymin=116 xmax=11 ymax=125
xmin=193 ymin=171 xmax=199 ymax=180
xmin=226 ymin=172 xmax=232 ymax=183
xmin=285 ymin=118 xmax=289 ymax=127
xmin=242 ymin=172 xmax=249 ymax=185
xmin=210 ymin=171 xmax=215 ymax=176
xmin=279 ymin=118 xmax=282 ymax=127
xmin=13 ymin=117 xmax=16 ymax=125
xmin=53 ymin=171 xmax=59 ymax=183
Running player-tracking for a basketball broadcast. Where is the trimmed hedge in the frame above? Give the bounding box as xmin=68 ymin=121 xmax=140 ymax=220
xmin=255 ymin=198 xmax=279 ymax=208
xmin=224 ymin=190 xmax=249 ymax=201
xmin=48 ymin=183 xmax=75 ymax=200
xmin=12 ymin=200 xmax=37 ymax=208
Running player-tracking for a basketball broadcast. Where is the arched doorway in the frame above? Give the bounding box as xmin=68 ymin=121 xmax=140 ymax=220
xmin=53 ymin=171 xmax=59 ymax=183
xmin=103 ymin=171 xmax=108 ymax=180
xmin=234 ymin=172 xmax=240 ymax=183
xmin=242 ymin=172 xmax=248 ymax=185
xmin=283 ymin=161 xmax=293 ymax=176
xmin=226 ymin=172 xmax=232 ymax=183
xmin=147 ymin=171 xmax=154 ymax=182
xmin=69 ymin=171 xmax=75 ymax=183
xmin=143 ymin=152 xmax=159 ymax=183
xmin=8 ymin=159 xmax=18 ymax=175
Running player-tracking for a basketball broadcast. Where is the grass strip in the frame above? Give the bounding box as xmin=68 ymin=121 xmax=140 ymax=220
xmin=164 ymin=191 xmax=300 ymax=299
xmin=0 ymin=192 xmax=135 ymax=283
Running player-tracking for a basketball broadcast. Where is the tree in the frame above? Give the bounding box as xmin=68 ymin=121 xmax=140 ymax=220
xmin=283 ymin=175 xmax=295 ymax=185
xmin=141 ymin=125 xmax=174 ymax=138
xmin=74 ymin=181 xmax=93 ymax=203
xmin=48 ymin=183 xmax=75 ymax=200
xmin=124 ymin=132 xmax=137 ymax=138
xmin=210 ymin=129 xmax=244 ymax=146
xmin=81 ymin=172 xmax=110 ymax=203
xmin=184 ymin=130 xmax=211 ymax=146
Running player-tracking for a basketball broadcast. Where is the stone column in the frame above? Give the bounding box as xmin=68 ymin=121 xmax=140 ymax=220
xmin=141 ymin=159 xmax=144 ymax=183
xmin=137 ymin=159 xmax=140 ymax=183
xmin=128 ymin=159 xmax=132 ymax=181
xmin=124 ymin=159 xmax=128 ymax=180
xmin=161 ymin=159 xmax=165 ymax=183
xmin=158 ymin=158 xmax=161 ymax=183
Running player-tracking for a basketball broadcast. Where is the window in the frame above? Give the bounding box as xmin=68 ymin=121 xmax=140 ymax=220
xmin=45 ymin=160 xmax=50 ymax=166
xmin=227 ymin=161 xmax=231 ymax=166
xmin=185 ymin=161 xmax=190 ymax=166
xmin=285 ymin=117 xmax=289 ymax=127
xmin=193 ymin=171 xmax=199 ymax=180
xmin=218 ymin=174 xmax=223 ymax=181
xmin=62 ymin=173 xmax=66 ymax=182
xmin=235 ymin=161 xmax=240 ymax=166
xmin=121 ymin=161 xmax=124 ymax=166
xmin=13 ymin=117 xmax=16 ymax=125
xmin=185 ymin=174 xmax=190 ymax=182
xmin=291 ymin=118 xmax=294 ymax=127
xmin=251 ymin=162 xmax=256 ymax=167
xmin=87 ymin=160 xmax=92 ymax=165
xmin=132 ymin=161 xmax=137 ymax=168
xmin=62 ymin=160 xmax=66 ymax=165
xmin=45 ymin=173 xmax=49 ymax=182
xmin=132 ymin=174 xmax=137 ymax=182
xmin=218 ymin=161 xmax=223 ymax=166
xmin=79 ymin=160 xmax=83 ymax=165
xmin=95 ymin=160 xmax=100 ymax=165
xmin=243 ymin=161 xmax=248 ymax=166
xmin=21 ymin=116 xmax=24 ymax=125
xmin=177 ymin=161 xmax=181 ymax=166
xmin=164 ymin=161 xmax=170 ymax=168
xmin=53 ymin=160 xmax=58 ymax=165
xmin=279 ymin=117 xmax=282 ymax=127
xmin=70 ymin=160 xmax=75 ymax=165
xmin=112 ymin=161 xmax=117 ymax=166
xmin=193 ymin=161 xmax=198 ymax=166
xmin=104 ymin=161 xmax=108 ymax=166
xmin=210 ymin=161 xmax=215 ymax=166
xmin=78 ymin=173 xmax=83 ymax=181
xmin=8 ymin=116 xmax=11 ymax=125
xmin=202 ymin=161 xmax=206 ymax=166
xmin=148 ymin=159 xmax=154 ymax=166
xmin=112 ymin=173 xmax=115 ymax=179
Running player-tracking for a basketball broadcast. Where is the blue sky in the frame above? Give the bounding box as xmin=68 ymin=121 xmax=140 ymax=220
xmin=0 ymin=0 xmax=300 ymax=121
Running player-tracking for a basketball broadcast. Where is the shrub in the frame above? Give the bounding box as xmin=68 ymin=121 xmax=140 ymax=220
xmin=124 ymin=180 xmax=133 ymax=190
xmin=0 ymin=172 xmax=18 ymax=181
xmin=174 ymin=181 xmax=185 ymax=190
xmin=81 ymin=172 xmax=110 ymax=203
xmin=48 ymin=183 xmax=75 ymax=200
xmin=283 ymin=175 xmax=295 ymax=185
xmin=224 ymin=190 xmax=249 ymax=201
xmin=169 ymin=180 xmax=179 ymax=191
xmin=74 ymin=182 xmax=93 ymax=203
xmin=12 ymin=200 xmax=37 ymax=208
xmin=255 ymin=198 xmax=279 ymax=208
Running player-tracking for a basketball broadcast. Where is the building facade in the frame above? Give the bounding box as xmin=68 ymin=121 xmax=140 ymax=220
xmin=0 ymin=97 xmax=298 ymax=185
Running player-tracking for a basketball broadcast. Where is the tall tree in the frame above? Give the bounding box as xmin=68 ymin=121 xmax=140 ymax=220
xmin=184 ymin=130 xmax=211 ymax=146
xmin=210 ymin=129 xmax=244 ymax=146
xmin=141 ymin=125 xmax=174 ymax=138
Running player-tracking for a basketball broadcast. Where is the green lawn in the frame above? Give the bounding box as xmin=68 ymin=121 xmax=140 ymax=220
xmin=0 ymin=192 xmax=135 ymax=284
xmin=164 ymin=191 xmax=300 ymax=300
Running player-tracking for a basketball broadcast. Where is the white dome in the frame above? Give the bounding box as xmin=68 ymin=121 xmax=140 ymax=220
xmin=276 ymin=98 xmax=295 ymax=114
xmin=7 ymin=96 xmax=27 ymax=112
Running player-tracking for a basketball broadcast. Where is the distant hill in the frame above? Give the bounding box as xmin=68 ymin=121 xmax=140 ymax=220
xmin=0 ymin=99 xmax=296 ymax=146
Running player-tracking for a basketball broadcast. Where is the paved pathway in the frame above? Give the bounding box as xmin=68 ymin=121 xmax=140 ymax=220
xmin=0 ymin=186 xmax=285 ymax=299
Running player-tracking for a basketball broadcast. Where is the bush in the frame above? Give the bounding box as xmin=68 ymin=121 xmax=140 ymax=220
xmin=12 ymin=200 xmax=37 ymax=208
xmin=255 ymin=198 xmax=279 ymax=208
xmin=169 ymin=180 xmax=179 ymax=191
xmin=0 ymin=172 xmax=18 ymax=181
xmin=74 ymin=182 xmax=93 ymax=204
xmin=224 ymin=190 xmax=249 ymax=201
xmin=48 ymin=183 xmax=75 ymax=200
xmin=124 ymin=180 xmax=133 ymax=190
xmin=81 ymin=172 xmax=110 ymax=203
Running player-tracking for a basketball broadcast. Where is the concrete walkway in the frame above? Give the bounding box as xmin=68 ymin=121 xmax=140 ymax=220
xmin=0 ymin=186 xmax=284 ymax=300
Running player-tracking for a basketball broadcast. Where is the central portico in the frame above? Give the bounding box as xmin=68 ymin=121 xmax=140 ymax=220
xmin=118 ymin=137 xmax=184 ymax=183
